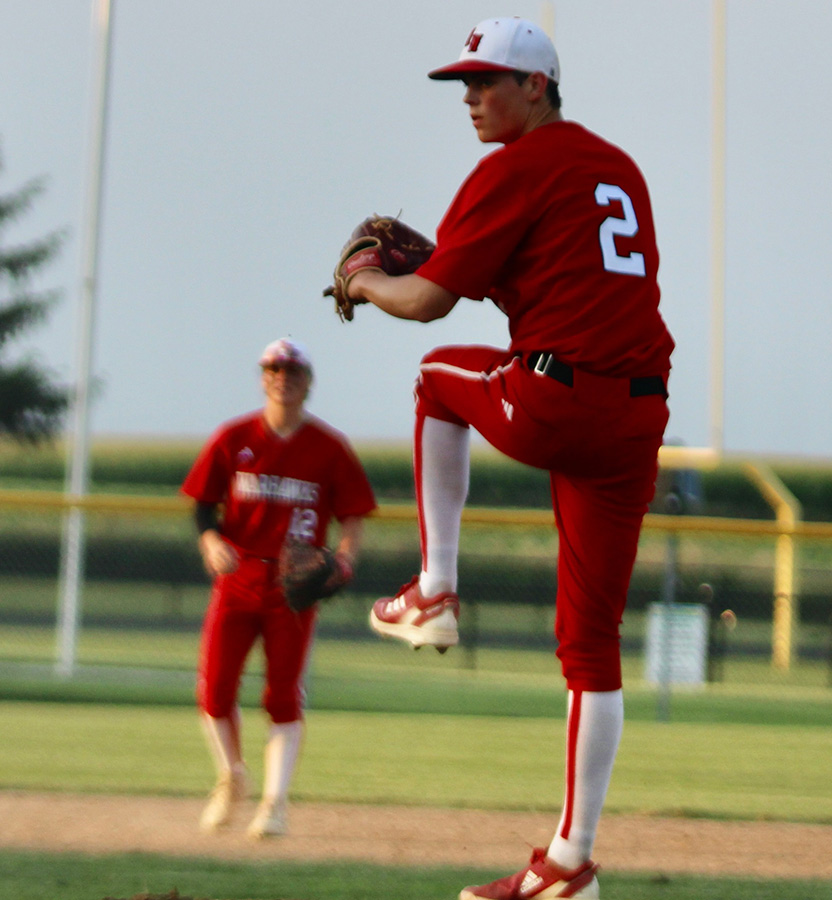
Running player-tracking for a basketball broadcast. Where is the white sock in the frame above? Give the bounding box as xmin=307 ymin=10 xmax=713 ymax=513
xmin=201 ymin=708 xmax=244 ymax=776
xmin=548 ymin=689 xmax=624 ymax=869
xmin=262 ymin=720 xmax=303 ymax=806
xmin=417 ymin=417 xmax=469 ymax=596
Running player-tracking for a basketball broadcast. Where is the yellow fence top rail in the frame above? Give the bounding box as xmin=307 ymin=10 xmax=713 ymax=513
xmin=3 ymin=490 xmax=832 ymax=539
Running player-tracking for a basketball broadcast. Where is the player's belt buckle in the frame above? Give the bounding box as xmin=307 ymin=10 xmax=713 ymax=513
xmin=528 ymin=352 xmax=574 ymax=387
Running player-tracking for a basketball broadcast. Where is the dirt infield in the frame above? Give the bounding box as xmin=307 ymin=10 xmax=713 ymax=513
xmin=1 ymin=790 xmax=831 ymax=880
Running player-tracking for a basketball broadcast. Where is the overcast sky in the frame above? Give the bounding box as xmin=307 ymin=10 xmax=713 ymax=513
xmin=2 ymin=1 xmax=831 ymax=458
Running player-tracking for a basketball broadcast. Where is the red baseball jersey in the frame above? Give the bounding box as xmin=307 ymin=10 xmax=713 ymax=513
xmin=417 ymin=120 xmax=675 ymax=377
xmin=181 ymin=412 xmax=376 ymax=558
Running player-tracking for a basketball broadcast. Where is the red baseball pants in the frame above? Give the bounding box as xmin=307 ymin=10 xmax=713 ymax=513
xmin=415 ymin=345 xmax=669 ymax=692
xmin=197 ymin=556 xmax=316 ymax=722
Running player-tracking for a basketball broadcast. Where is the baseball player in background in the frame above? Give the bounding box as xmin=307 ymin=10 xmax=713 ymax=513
xmin=181 ymin=338 xmax=376 ymax=838
xmin=346 ymin=18 xmax=674 ymax=900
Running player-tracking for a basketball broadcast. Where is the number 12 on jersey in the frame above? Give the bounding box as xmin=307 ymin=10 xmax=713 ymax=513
xmin=288 ymin=506 xmax=318 ymax=541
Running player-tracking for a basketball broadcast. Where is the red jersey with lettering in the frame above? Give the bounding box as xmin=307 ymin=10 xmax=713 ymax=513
xmin=417 ymin=120 xmax=674 ymax=377
xmin=181 ymin=412 xmax=376 ymax=558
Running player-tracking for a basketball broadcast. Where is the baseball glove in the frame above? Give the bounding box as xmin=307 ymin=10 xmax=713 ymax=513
xmin=278 ymin=538 xmax=353 ymax=612
xmin=323 ymin=214 xmax=435 ymax=321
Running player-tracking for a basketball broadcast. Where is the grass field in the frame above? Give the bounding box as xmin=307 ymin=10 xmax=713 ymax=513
xmin=1 ymin=697 xmax=830 ymax=899
xmin=1 ymin=699 xmax=830 ymax=822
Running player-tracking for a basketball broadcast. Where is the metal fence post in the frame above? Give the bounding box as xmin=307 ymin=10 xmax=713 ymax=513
xmin=743 ymin=463 xmax=802 ymax=670
xmin=657 ymin=493 xmax=682 ymax=722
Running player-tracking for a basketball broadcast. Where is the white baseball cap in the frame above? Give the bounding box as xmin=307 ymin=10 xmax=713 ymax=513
xmin=258 ymin=337 xmax=313 ymax=373
xmin=428 ymin=17 xmax=560 ymax=84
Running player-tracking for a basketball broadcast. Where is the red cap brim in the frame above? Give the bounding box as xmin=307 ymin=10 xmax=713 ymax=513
xmin=428 ymin=59 xmax=517 ymax=80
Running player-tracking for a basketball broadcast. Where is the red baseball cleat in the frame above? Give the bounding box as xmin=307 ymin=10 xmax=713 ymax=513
xmin=459 ymin=848 xmax=600 ymax=899
xmin=369 ymin=576 xmax=459 ymax=651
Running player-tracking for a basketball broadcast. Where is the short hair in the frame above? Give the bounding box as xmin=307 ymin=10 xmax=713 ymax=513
xmin=512 ymin=71 xmax=562 ymax=110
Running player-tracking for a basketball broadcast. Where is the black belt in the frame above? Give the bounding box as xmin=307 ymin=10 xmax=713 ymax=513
xmin=526 ymin=352 xmax=667 ymax=398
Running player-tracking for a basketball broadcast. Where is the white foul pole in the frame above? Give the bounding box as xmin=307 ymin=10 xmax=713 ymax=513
xmin=709 ymin=0 xmax=727 ymax=453
xmin=55 ymin=0 xmax=115 ymax=676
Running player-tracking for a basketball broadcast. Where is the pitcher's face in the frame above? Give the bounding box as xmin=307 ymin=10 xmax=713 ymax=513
xmin=462 ymin=72 xmax=534 ymax=144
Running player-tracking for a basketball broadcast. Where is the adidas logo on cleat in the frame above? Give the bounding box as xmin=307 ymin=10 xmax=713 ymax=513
xmin=519 ymin=870 xmax=544 ymax=897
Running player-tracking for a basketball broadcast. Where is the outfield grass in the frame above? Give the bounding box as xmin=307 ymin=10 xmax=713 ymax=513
xmin=1 ymin=701 xmax=829 ymax=823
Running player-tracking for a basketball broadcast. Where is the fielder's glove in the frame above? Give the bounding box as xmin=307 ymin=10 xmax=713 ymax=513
xmin=323 ymin=214 xmax=435 ymax=321
xmin=279 ymin=538 xmax=353 ymax=612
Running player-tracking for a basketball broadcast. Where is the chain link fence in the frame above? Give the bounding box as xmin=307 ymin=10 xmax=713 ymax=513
xmin=1 ymin=491 xmax=830 ymax=706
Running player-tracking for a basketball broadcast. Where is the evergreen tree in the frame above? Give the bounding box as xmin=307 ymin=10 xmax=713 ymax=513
xmin=0 ymin=152 xmax=69 ymax=442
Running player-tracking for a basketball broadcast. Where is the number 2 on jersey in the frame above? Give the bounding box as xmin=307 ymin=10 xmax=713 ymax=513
xmin=595 ymin=183 xmax=646 ymax=277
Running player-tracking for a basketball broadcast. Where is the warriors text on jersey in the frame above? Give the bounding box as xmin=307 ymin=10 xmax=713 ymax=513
xmin=181 ymin=412 xmax=376 ymax=558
